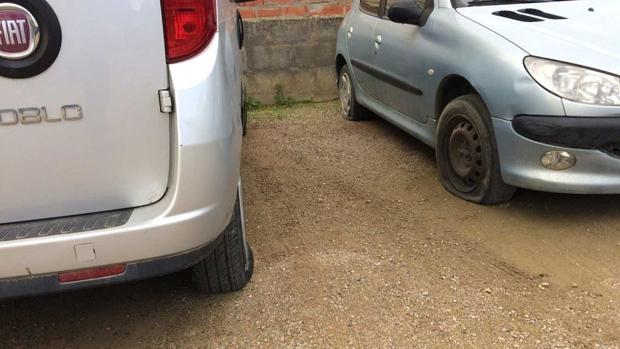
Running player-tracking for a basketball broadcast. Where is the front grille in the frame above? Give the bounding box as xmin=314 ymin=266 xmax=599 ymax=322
xmin=0 ymin=209 xmax=133 ymax=242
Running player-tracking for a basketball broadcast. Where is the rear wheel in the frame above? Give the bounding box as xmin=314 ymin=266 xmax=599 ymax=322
xmin=436 ymin=94 xmax=516 ymax=205
xmin=338 ymin=65 xmax=368 ymax=121
xmin=241 ymin=84 xmax=248 ymax=136
xmin=191 ymin=194 xmax=253 ymax=294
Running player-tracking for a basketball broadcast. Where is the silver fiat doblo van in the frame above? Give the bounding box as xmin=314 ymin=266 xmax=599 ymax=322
xmin=0 ymin=0 xmax=253 ymax=298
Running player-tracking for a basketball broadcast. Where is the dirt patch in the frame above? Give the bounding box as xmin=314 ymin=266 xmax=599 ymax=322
xmin=1 ymin=101 xmax=619 ymax=348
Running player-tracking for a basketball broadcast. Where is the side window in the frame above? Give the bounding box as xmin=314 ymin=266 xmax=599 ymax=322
xmin=384 ymin=0 xmax=426 ymax=17
xmin=360 ymin=0 xmax=381 ymax=16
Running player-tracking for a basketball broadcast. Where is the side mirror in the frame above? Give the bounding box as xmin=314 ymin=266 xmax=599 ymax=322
xmin=387 ymin=1 xmax=424 ymax=26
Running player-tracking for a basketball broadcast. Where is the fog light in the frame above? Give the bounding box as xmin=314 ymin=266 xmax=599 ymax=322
xmin=540 ymin=151 xmax=576 ymax=170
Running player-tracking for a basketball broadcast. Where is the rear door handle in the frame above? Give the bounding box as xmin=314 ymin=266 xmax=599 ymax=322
xmin=375 ymin=35 xmax=382 ymax=44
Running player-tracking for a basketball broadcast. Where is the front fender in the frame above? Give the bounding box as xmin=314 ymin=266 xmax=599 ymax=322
xmin=424 ymin=8 xmax=565 ymax=120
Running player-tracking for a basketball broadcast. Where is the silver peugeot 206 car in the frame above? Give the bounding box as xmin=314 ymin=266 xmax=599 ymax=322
xmin=336 ymin=0 xmax=620 ymax=204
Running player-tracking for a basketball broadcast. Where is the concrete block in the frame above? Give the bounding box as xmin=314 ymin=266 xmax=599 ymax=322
xmin=243 ymin=17 xmax=344 ymax=104
xmin=293 ymin=42 xmax=336 ymax=69
xmin=247 ymin=45 xmax=293 ymax=71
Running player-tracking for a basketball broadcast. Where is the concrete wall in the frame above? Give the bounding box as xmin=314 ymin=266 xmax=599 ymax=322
xmin=238 ymin=0 xmax=352 ymax=104
xmin=243 ymin=17 xmax=343 ymax=104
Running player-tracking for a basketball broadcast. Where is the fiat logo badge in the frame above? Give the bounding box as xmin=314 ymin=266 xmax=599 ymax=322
xmin=0 ymin=3 xmax=39 ymax=60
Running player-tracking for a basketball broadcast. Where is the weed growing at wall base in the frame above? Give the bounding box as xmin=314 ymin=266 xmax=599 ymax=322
xmin=274 ymin=84 xmax=295 ymax=107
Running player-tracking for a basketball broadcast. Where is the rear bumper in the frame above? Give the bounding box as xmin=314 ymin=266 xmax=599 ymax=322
xmin=0 ymin=138 xmax=240 ymax=287
xmin=493 ymin=117 xmax=620 ymax=194
xmin=0 ymin=231 xmax=225 ymax=300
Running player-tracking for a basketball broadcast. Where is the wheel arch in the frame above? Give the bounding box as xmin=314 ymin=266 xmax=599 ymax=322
xmin=335 ymin=54 xmax=347 ymax=79
xmin=434 ymin=74 xmax=481 ymax=120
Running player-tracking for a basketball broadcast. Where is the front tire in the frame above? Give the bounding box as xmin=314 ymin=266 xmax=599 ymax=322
xmin=191 ymin=195 xmax=254 ymax=294
xmin=436 ymin=94 xmax=516 ymax=205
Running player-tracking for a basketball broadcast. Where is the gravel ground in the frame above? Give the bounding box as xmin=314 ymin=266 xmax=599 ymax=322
xmin=1 ymin=101 xmax=620 ymax=348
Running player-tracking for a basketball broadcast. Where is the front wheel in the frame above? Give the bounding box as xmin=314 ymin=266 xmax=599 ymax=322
xmin=435 ymin=94 xmax=516 ymax=205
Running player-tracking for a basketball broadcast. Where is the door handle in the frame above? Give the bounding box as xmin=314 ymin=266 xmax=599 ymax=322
xmin=374 ymin=34 xmax=382 ymax=50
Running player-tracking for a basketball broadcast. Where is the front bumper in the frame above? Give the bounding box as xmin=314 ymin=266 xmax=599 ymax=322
xmin=513 ymin=115 xmax=620 ymax=154
xmin=493 ymin=117 xmax=620 ymax=194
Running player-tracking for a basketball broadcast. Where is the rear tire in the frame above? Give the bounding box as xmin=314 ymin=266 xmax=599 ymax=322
xmin=192 ymin=195 xmax=253 ymax=294
xmin=241 ymin=84 xmax=248 ymax=136
xmin=338 ymin=65 xmax=368 ymax=121
xmin=436 ymin=94 xmax=516 ymax=205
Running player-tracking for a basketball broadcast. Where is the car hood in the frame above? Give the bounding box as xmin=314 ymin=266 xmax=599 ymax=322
xmin=457 ymin=0 xmax=620 ymax=75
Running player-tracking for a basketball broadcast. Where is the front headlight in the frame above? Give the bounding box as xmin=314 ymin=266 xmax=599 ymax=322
xmin=524 ymin=56 xmax=620 ymax=106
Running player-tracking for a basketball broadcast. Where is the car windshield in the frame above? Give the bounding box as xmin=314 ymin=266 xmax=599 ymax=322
xmin=455 ymin=0 xmax=580 ymax=7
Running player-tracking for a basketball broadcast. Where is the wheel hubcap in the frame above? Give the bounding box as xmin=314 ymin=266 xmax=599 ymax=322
xmin=446 ymin=117 xmax=484 ymax=193
xmin=339 ymin=72 xmax=352 ymax=116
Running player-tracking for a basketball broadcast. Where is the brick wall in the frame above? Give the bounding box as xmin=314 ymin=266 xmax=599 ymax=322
xmin=239 ymin=0 xmax=352 ymax=19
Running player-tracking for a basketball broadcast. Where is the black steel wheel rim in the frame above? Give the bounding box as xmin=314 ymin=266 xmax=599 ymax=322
xmin=444 ymin=115 xmax=485 ymax=193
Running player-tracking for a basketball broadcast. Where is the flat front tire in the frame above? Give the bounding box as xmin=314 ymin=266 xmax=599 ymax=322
xmin=436 ymin=94 xmax=516 ymax=205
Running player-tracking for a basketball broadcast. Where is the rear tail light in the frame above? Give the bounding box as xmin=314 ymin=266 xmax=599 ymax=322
xmin=161 ymin=0 xmax=217 ymax=63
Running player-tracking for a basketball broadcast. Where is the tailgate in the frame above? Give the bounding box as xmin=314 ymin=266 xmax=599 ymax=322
xmin=0 ymin=0 xmax=170 ymax=223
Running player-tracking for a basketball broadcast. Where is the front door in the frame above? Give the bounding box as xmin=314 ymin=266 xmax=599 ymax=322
xmin=347 ymin=0 xmax=382 ymax=101
xmin=372 ymin=0 xmax=432 ymax=123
